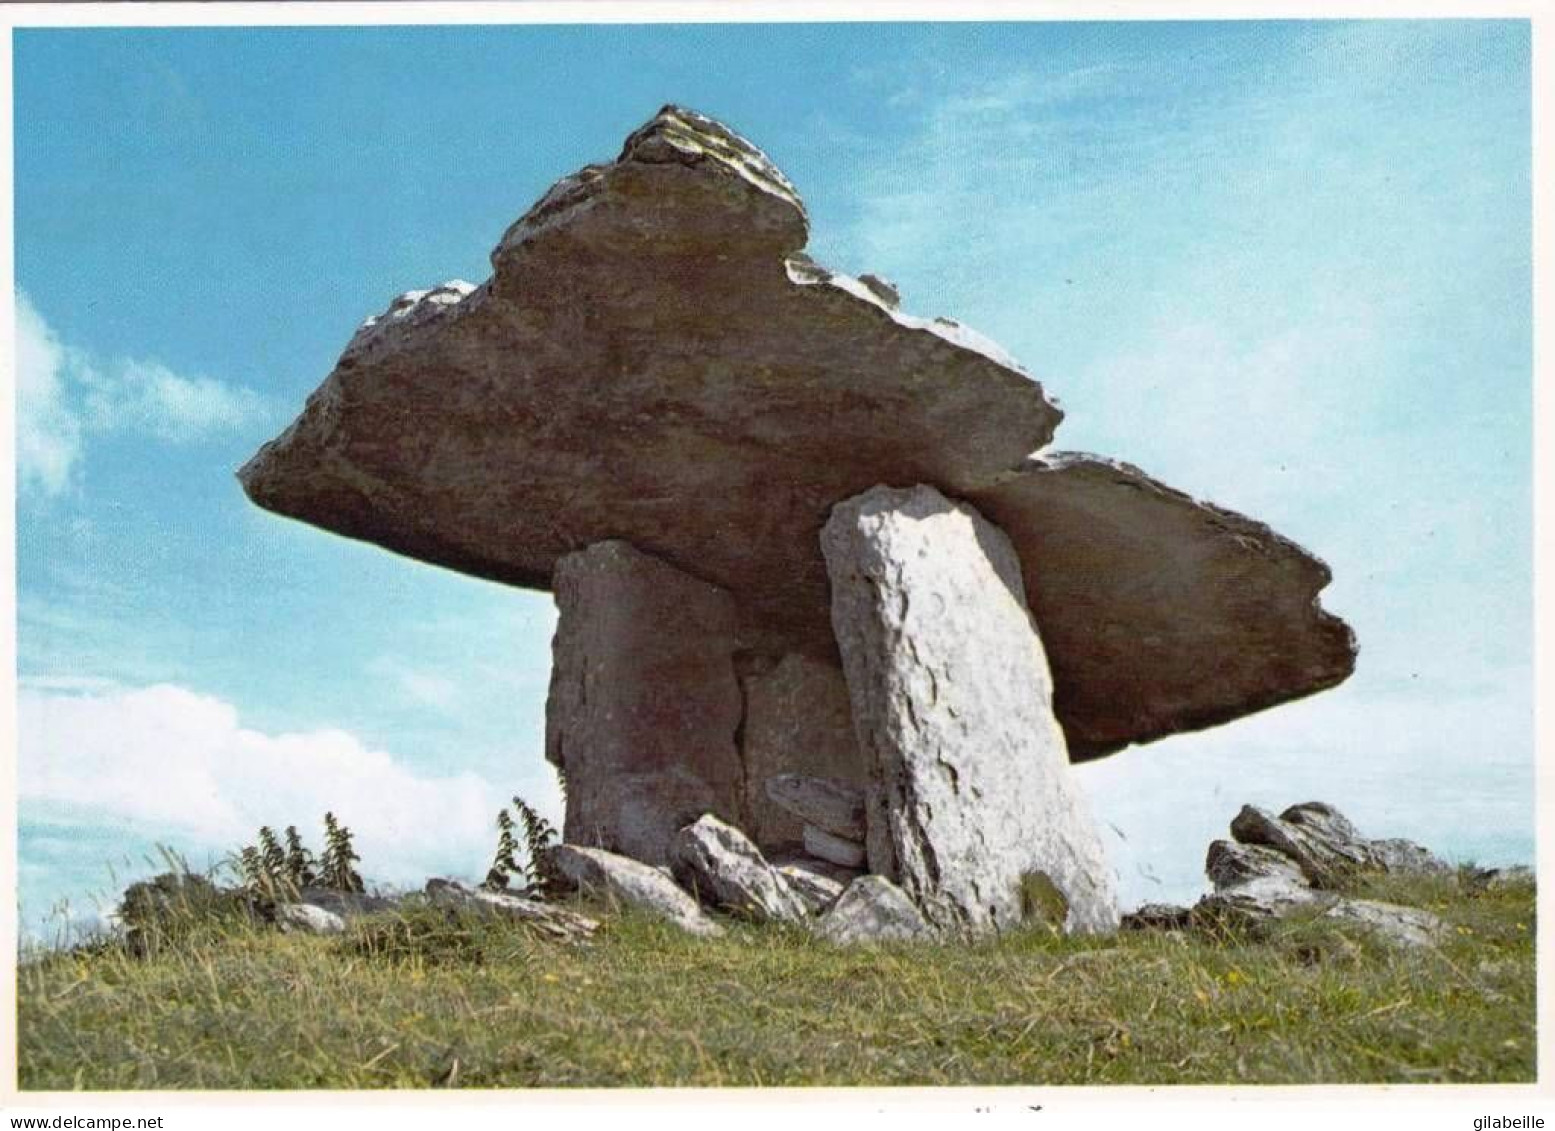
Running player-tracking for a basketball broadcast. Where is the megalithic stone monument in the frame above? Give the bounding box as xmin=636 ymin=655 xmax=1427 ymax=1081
xmin=239 ymin=105 xmax=1357 ymax=933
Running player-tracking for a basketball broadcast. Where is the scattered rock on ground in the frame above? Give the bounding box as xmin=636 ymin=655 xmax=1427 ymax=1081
xmin=548 ymin=844 xmax=726 ymax=937
xmin=772 ymin=859 xmax=849 ymax=915
xmin=424 ymin=878 xmax=600 ymax=942
xmin=815 ymin=876 xmax=936 ymax=945
xmin=1205 ymin=840 xmax=1308 ymax=891
xmin=670 ymin=814 xmax=808 ymax=924
xmin=275 ymin=903 xmax=346 ymax=935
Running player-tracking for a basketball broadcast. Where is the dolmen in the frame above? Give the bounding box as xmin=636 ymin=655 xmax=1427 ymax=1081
xmin=240 ymin=106 xmax=1356 ymax=939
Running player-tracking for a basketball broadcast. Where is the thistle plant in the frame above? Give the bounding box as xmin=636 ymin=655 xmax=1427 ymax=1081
xmin=319 ymin=811 xmax=365 ymax=893
xmin=284 ymin=825 xmax=318 ymax=889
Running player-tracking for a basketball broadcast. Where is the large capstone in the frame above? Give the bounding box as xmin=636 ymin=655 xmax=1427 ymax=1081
xmin=821 ymin=484 xmax=1120 ymax=935
xmin=545 ymin=540 xmax=745 ymax=864
xmin=238 ymin=104 xmax=1355 ymax=759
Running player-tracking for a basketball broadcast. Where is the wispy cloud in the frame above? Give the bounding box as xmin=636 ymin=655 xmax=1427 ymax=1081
xmin=15 ymin=292 xmax=265 ymax=498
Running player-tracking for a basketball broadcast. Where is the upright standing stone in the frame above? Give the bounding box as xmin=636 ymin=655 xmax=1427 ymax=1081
xmin=546 ymin=540 xmax=745 ymax=864
xmin=821 ymin=484 xmax=1119 ymax=935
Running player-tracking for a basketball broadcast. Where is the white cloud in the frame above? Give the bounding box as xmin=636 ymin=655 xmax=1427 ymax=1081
xmin=88 ymin=359 xmax=265 ymax=440
xmin=16 ymin=293 xmax=84 ymax=497
xmin=14 ymin=292 xmax=264 ymax=499
xmin=18 ymin=683 xmax=562 ymax=890
xmin=367 ymin=655 xmax=463 ymax=714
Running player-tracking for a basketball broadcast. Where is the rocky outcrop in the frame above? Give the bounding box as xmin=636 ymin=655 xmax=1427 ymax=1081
xmin=1124 ymin=803 xmax=1452 ymax=949
xmin=815 ymin=876 xmax=935 ymax=945
xmin=425 ymin=878 xmax=600 ymax=942
xmin=1205 ymin=840 xmax=1307 ymax=890
xmin=740 ymin=657 xmax=869 ymax=847
xmin=1230 ymin=802 xmax=1446 ymax=888
xmin=670 ymin=814 xmax=808 ymax=925
xmin=239 ymin=106 xmax=1354 ymax=758
xmin=822 ymin=484 xmax=1119 ymax=935
xmin=545 ymin=541 xmax=745 ymax=864
xmin=548 ymin=844 xmax=725 ymax=937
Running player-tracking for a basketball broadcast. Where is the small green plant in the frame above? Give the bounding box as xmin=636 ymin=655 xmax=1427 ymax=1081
xmin=481 ymin=795 xmax=561 ymax=898
xmin=320 ymin=811 xmax=365 ymax=893
xmin=284 ymin=825 xmax=318 ymax=889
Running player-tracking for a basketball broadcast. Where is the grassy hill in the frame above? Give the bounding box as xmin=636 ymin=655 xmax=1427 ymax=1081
xmin=16 ymin=869 xmax=1534 ymax=1089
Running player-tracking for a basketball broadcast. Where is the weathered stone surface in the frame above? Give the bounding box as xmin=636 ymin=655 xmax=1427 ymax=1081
xmin=740 ymin=657 xmax=868 ymax=848
xmin=765 ymin=774 xmax=866 ymax=841
xmin=1230 ymin=804 xmax=1377 ymax=888
xmin=822 ymin=484 xmax=1119 ymax=935
xmin=239 ymin=105 xmax=1060 ymax=664
xmin=1194 ymin=876 xmax=1330 ymax=926
xmin=968 ymin=454 xmax=1355 ymax=758
xmin=1322 ymin=899 xmax=1444 ymax=948
xmin=771 ymin=856 xmax=851 ymax=915
xmin=548 ymin=844 xmax=725 ymax=937
xmin=545 ymin=541 xmax=744 ymax=864
xmin=1193 ymin=879 xmax=1442 ymax=949
xmin=276 ymin=902 xmax=345 ymax=935
xmin=1120 ymin=903 xmax=1193 ymax=931
xmin=815 ymin=876 xmax=935 ymax=945
xmin=425 ymin=878 xmax=599 ymax=942
xmin=1205 ymin=839 xmax=1308 ymax=891
xmin=670 ymin=814 xmax=807 ymax=924
xmin=294 ymin=888 xmax=398 ymax=920
xmin=239 ymin=106 xmax=1354 ymax=758
xmin=1368 ymin=838 xmax=1450 ymax=876
xmin=802 ymin=824 xmax=867 ymax=870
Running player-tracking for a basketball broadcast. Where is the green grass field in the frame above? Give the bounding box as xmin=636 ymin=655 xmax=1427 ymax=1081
xmin=16 ymin=870 xmax=1534 ymax=1089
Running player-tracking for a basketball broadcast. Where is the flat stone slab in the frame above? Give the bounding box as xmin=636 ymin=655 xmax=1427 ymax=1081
xmin=968 ymin=454 xmax=1356 ymax=757
xmin=239 ymin=105 xmax=1355 ymax=757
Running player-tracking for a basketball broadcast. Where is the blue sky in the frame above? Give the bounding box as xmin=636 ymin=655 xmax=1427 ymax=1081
xmin=13 ymin=19 xmax=1533 ymax=939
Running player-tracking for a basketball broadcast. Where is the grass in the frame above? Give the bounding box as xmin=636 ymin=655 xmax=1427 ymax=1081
xmin=16 ymin=869 xmax=1535 ymax=1089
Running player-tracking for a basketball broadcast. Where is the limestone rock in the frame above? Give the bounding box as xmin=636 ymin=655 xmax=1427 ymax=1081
xmin=771 ymin=856 xmax=851 ymax=915
xmin=1205 ymin=839 xmax=1308 ymax=891
xmin=424 ymin=878 xmax=599 ymax=942
xmin=239 ymin=105 xmax=1061 ymax=667
xmin=239 ymin=106 xmax=1354 ymax=758
xmin=968 ymin=454 xmax=1355 ymax=757
xmin=670 ymin=814 xmax=807 ymax=924
xmin=1369 ymin=837 xmax=1450 ymax=876
xmin=294 ymin=888 xmax=398 ymax=920
xmin=802 ymin=824 xmax=866 ymax=870
xmin=815 ymin=876 xmax=935 ymax=945
xmin=545 ymin=540 xmax=744 ymax=863
xmin=740 ymin=656 xmax=869 ymax=848
xmin=1322 ymin=898 xmax=1444 ymax=948
xmin=548 ymin=844 xmax=725 ymax=937
xmin=764 ymin=773 xmax=866 ymax=841
xmin=1120 ymin=903 xmax=1192 ymax=931
xmin=822 ymin=484 xmax=1119 ymax=935
xmin=1193 ymin=876 xmax=1331 ymax=926
xmin=275 ymin=902 xmax=346 ymax=935
xmin=1230 ymin=804 xmax=1378 ymax=887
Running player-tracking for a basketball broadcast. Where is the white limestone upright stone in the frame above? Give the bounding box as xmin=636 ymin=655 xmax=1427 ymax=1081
xmin=820 ymin=484 xmax=1120 ymax=935
xmin=545 ymin=540 xmax=746 ymax=865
